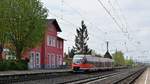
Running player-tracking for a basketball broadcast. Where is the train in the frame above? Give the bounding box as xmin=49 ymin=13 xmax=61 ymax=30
xmin=72 ymin=54 xmax=114 ymax=72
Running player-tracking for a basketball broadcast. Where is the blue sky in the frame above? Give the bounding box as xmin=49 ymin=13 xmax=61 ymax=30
xmin=41 ymin=0 xmax=150 ymax=63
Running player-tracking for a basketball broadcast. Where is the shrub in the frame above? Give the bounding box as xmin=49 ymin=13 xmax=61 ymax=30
xmin=16 ymin=60 xmax=28 ymax=70
xmin=0 ymin=61 xmax=7 ymax=71
xmin=6 ymin=60 xmax=17 ymax=70
xmin=0 ymin=60 xmax=28 ymax=71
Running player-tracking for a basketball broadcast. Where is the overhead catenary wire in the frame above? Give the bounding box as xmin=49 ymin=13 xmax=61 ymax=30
xmin=97 ymin=0 xmax=124 ymax=33
xmin=107 ymin=0 xmax=126 ymax=32
xmin=115 ymin=0 xmax=129 ymax=33
xmin=96 ymin=0 xmax=143 ymax=54
xmin=61 ymin=0 xmax=132 ymax=45
xmin=61 ymin=0 xmax=114 ymax=49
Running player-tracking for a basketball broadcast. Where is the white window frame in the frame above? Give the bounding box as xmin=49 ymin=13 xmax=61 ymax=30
xmin=29 ymin=51 xmax=35 ymax=69
xmin=47 ymin=36 xmax=56 ymax=47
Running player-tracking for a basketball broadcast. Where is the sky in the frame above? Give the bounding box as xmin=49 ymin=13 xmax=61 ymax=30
xmin=41 ymin=0 xmax=150 ymax=63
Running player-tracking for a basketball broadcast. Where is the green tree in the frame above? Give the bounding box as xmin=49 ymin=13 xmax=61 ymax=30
xmin=125 ymin=59 xmax=134 ymax=66
xmin=112 ymin=51 xmax=125 ymax=66
xmin=68 ymin=48 xmax=75 ymax=58
xmin=0 ymin=0 xmax=48 ymax=60
xmin=73 ymin=21 xmax=92 ymax=55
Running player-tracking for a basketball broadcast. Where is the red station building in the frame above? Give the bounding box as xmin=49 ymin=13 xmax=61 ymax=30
xmin=23 ymin=19 xmax=64 ymax=69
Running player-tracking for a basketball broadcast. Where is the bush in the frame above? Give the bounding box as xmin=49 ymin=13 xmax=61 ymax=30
xmin=6 ymin=60 xmax=18 ymax=70
xmin=16 ymin=60 xmax=28 ymax=70
xmin=0 ymin=61 xmax=7 ymax=71
xmin=0 ymin=60 xmax=28 ymax=71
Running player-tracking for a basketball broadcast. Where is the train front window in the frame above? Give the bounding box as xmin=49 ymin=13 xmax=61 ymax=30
xmin=73 ymin=58 xmax=82 ymax=64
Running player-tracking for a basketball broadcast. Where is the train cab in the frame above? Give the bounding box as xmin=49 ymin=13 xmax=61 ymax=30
xmin=72 ymin=55 xmax=92 ymax=71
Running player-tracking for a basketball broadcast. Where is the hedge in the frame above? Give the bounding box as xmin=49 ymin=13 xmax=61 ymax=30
xmin=0 ymin=60 xmax=28 ymax=71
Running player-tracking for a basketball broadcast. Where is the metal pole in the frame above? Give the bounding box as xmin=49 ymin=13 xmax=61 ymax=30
xmin=106 ymin=41 xmax=109 ymax=51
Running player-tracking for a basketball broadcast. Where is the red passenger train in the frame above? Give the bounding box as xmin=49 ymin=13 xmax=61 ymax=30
xmin=72 ymin=55 xmax=114 ymax=72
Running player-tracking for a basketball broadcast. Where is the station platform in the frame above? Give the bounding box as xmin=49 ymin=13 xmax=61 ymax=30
xmin=134 ymin=68 xmax=150 ymax=84
xmin=0 ymin=69 xmax=72 ymax=76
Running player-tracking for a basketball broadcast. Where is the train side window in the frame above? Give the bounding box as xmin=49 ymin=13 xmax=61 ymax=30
xmin=82 ymin=56 xmax=87 ymax=64
xmin=99 ymin=62 xmax=102 ymax=67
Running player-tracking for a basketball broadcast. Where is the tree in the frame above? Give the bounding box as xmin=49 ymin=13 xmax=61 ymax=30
xmin=0 ymin=0 xmax=48 ymax=60
xmin=68 ymin=48 xmax=75 ymax=58
xmin=73 ymin=21 xmax=92 ymax=54
xmin=112 ymin=51 xmax=125 ymax=66
xmin=125 ymin=59 xmax=134 ymax=66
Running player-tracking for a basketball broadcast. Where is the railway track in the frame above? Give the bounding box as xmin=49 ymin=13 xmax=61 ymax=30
xmin=12 ymin=68 xmax=129 ymax=84
xmin=112 ymin=67 xmax=146 ymax=84
xmin=1 ymin=67 xmax=142 ymax=84
xmin=60 ymin=67 xmax=146 ymax=84
xmin=61 ymin=72 xmax=123 ymax=84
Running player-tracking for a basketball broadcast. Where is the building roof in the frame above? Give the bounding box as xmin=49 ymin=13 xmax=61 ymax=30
xmin=47 ymin=19 xmax=62 ymax=32
xmin=57 ymin=36 xmax=67 ymax=41
xmin=57 ymin=36 xmax=64 ymax=40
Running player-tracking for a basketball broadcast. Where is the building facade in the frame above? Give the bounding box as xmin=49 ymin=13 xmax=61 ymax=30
xmin=23 ymin=19 xmax=64 ymax=69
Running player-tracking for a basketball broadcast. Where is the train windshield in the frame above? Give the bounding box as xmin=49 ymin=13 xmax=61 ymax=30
xmin=73 ymin=58 xmax=82 ymax=64
xmin=73 ymin=55 xmax=86 ymax=64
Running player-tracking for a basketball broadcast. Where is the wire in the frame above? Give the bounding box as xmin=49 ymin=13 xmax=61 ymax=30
xmin=97 ymin=0 xmax=124 ymax=32
xmin=107 ymin=0 xmax=125 ymax=32
xmin=97 ymin=0 xmax=143 ymax=54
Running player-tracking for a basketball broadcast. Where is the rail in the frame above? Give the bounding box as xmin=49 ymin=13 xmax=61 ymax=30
xmin=61 ymin=67 xmax=146 ymax=84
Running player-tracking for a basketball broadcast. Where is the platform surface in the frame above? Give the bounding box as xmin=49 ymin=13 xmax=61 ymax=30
xmin=134 ymin=68 xmax=150 ymax=84
xmin=0 ymin=69 xmax=71 ymax=76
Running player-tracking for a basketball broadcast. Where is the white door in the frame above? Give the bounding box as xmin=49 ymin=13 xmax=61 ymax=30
xmin=35 ymin=52 xmax=40 ymax=69
xmin=29 ymin=52 xmax=35 ymax=69
xmin=51 ymin=54 xmax=54 ymax=68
